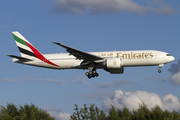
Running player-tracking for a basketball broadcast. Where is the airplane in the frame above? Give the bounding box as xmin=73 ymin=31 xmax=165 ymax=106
xmin=8 ymin=31 xmax=175 ymax=79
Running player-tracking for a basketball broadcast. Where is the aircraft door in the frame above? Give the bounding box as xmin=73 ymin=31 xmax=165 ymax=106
xmin=155 ymin=53 xmax=159 ymax=59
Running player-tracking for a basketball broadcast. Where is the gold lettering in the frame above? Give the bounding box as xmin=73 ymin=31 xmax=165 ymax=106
xmin=122 ymin=54 xmax=124 ymax=59
xmin=142 ymin=53 xmax=144 ymax=59
xmin=116 ymin=52 xmax=154 ymax=59
xmin=131 ymin=52 xmax=133 ymax=59
xmin=102 ymin=54 xmax=106 ymax=57
xmin=136 ymin=53 xmax=141 ymax=59
xmin=145 ymin=53 xmax=149 ymax=58
xmin=110 ymin=53 xmax=113 ymax=57
xmin=117 ymin=53 xmax=120 ymax=58
xmin=150 ymin=53 xmax=153 ymax=58
xmin=123 ymin=54 xmax=130 ymax=59
xmin=120 ymin=54 xmax=124 ymax=59
xmin=134 ymin=53 xmax=137 ymax=59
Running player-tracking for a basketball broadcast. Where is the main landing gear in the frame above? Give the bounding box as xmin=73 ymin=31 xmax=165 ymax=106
xmin=85 ymin=69 xmax=99 ymax=79
xmin=158 ymin=64 xmax=164 ymax=73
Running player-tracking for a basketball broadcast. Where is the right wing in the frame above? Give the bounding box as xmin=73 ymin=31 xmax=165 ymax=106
xmin=52 ymin=42 xmax=104 ymax=62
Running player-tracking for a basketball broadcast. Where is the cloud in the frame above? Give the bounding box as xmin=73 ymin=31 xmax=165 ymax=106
xmin=168 ymin=60 xmax=180 ymax=85
xmin=0 ymin=77 xmax=59 ymax=83
xmin=38 ymin=78 xmax=59 ymax=83
xmin=168 ymin=60 xmax=180 ymax=75
xmin=0 ymin=78 xmax=21 ymax=82
xmin=94 ymin=80 xmax=137 ymax=89
xmin=145 ymin=76 xmax=165 ymax=82
xmin=102 ymin=90 xmax=180 ymax=112
xmin=170 ymin=71 xmax=180 ymax=85
xmin=2 ymin=24 xmax=24 ymax=28
xmin=42 ymin=107 xmax=70 ymax=120
xmin=66 ymin=76 xmax=89 ymax=85
xmin=87 ymin=90 xmax=114 ymax=100
xmin=51 ymin=0 xmax=175 ymax=15
xmin=57 ymin=76 xmax=89 ymax=86
xmin=86 ymin=80 xmax=136 ymax=100
xmin=162 ymin=94 xmax=180 ymax=111
xmin=0 ymin=78 xmax=32 ymax=82
xmin=42 ymin=107 xmax=63 ymax=116
xmin=57 ymin=113 xmax=71 ymax=120
xmin=0 ymin=76 xmax=89 ymax=86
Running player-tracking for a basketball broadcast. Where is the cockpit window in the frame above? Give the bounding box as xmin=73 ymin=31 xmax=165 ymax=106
xmin=166 ymin=54 xmax=171 ymax=56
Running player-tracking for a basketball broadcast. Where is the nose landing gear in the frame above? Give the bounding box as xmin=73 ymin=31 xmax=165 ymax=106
xmin=158 ymin=64 xmax=164 ymax=73
xmin=85 ymin=69 xmax=99 ymax=79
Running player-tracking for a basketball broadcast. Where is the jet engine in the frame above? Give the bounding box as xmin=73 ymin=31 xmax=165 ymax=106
xmin=104 ymin=58 xmax=124 ymax=74
xmin=105 ymin=58 xmax=121 ymax=69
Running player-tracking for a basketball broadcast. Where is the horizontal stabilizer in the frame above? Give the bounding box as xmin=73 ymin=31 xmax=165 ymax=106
xmin=7 ymin=55 xmax=33 ymax=61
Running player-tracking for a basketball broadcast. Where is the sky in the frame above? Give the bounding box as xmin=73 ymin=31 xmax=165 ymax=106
xmin=0 ymin=0 xmax=180 ymax=119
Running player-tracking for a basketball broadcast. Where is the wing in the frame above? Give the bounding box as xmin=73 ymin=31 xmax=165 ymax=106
xmin=52 ymin=42 xmax=104 ymax=61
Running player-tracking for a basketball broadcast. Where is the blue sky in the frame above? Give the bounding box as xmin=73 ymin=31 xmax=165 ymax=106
xmin=0 ymin=0 xmax=180 ymax=119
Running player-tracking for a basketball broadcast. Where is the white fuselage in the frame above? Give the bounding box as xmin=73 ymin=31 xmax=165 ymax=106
xmin=13 ymin=50 xmax=175 ymax=70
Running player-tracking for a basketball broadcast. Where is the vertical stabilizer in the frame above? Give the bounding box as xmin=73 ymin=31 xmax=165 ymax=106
xmin=12 ymin=31 xmax=39 ymax=58
xmin=12 ymin=31 xmax=59 ymax=67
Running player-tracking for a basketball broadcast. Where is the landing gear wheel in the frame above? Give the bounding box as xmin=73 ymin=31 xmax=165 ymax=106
xmin=85 ymin=72 xmax=89 ymax=76
xmin=85 ymin=69 xmax=99 ymax=79
xmin=89 ymin=71 xmax=93 ymax=75
xmin=88 ymin=75 xmax=91 ymax=79
xmin=158 ymin=70 xmax=161 ymax=73
xmin=95 ymin=73 xmax=99 ymax=77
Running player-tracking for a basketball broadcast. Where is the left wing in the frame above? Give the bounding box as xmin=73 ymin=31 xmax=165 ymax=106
xmin=52 ymin=42 xmax=104 ymax=62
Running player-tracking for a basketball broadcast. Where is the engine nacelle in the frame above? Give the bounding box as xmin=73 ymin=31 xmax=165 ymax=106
xmin=105 ymin=67 xmax=124 ymax=74
xmin=105 ymin=58 xmax=121 ymax=69
xmin=103 ymin=58 xmax=123 ymax=74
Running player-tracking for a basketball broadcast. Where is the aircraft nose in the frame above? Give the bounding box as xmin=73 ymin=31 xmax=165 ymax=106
xmin=166 ymin=56 xmax=175 ymax=63
xmin=169 ymin=56 xmax=175 ymax=62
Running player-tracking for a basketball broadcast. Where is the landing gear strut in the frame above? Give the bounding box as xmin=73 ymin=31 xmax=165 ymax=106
xmin=85 ymin=69 xmax=99 ymax=79
xmin=158 ymin=64 xmax=164 ymax=73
